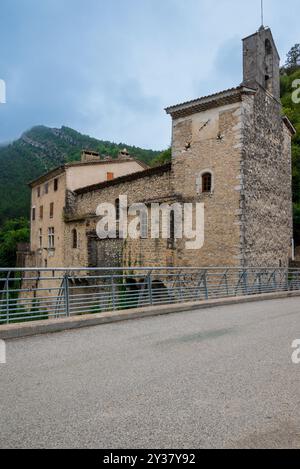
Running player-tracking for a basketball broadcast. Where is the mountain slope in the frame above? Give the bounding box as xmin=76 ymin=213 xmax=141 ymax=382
xmin=280 ymin=66 xmax=300 ymax=241
xmin=0 ymin=126 xmax=160 ymax=226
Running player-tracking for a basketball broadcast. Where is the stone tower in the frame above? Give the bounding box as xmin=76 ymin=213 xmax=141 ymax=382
xmin=243 ymin=27 xmax=280 ymax=100
xmin=166 ymin=27 xmax=295 ymax=267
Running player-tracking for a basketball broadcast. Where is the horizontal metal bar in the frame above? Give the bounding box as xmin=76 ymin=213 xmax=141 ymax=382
xmin=1 ymin=267 xmax=299 ymax=325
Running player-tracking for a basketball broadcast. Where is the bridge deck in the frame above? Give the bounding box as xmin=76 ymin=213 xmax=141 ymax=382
xmin=1 ymin=297 xmax=300 ymax=448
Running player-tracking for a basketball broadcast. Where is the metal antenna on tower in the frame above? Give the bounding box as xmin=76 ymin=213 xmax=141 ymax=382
xmin=261 ymin=0 xmax=264 ymax=26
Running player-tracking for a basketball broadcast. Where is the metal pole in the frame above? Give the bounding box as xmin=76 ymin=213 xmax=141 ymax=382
xmin=6 ymin=271 xmax=11 ymax=324
xmin=63 ymin=273 xmax=70 ymax=317
xmin=147 ymin=272 xmax=153 ymax=305
xmin=224 ymin=270 xmax=229 ymax=297
xmin=243 ymin=270 xmax=248 ymax=296
xmin=111 ymin=275 xmax=116 ymax=311
xmin=203 ymin=271 xmax=209 ymax=300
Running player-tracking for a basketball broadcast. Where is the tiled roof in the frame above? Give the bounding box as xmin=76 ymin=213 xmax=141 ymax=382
xmin=28 ymin=158 xmax=148 ymax=187
xmin=75 ymin=163 xmax=172 ymax=195
xmin=165 ymin=86 xmax=256 ymax=119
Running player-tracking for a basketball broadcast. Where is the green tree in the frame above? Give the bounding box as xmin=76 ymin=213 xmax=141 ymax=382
xmin=285 ymin=44 xmax=300 ymax=72
xmin=280 ymin=53 xmax=300 ymax=243
xmin=151 ymin=147 xmax=172 ymax=167
xmin=0 ymin=218 xmax=30 ymax=269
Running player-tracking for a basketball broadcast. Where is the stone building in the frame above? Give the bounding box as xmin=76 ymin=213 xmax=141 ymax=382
xmin=27 ymin=150 xmax=147 ymax=269
xmin=26 ymin=27 xmax=295 ymax=273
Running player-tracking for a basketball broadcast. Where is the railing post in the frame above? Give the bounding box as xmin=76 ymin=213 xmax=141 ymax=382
xmin=243 ymin=270 xmax=248 ymax=296
xmin=224 ymin=270 xmax=229 ymax=297
xmin=258 ymin=272 xmax=262 ymax=294
xmin=203 ymin=271 xmax=209 ymax=300
xmin=111 ymin=275 xmax=116 ymax=311
xmin=6 ymin=271 xmax=11 ymax=324
xmin=176 ymin=271 xmax=183 ymax=302
xmin=272 ymin=271 xmax=277 ymax=291
xmin=63 ymin=273 xmax=70 ymax=317
xmin=286 ymin=269 xmax=290 ymax=292
xmin=147 ymin=272 xmax=153 ymax=305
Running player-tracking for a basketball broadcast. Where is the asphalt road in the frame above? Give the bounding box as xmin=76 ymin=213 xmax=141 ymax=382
xmin=1 ymin=297 xmax=300 ymax=449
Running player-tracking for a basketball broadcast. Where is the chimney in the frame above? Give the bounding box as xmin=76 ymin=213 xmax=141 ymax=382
xmin=81 ymin=150 xmax=100 ymax=163
xmin=118 ymin=148 xmax=132 ymax=160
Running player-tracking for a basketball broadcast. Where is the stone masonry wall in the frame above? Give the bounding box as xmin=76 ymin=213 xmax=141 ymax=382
xmin=240 ymin=86 xmax=293 ymax=267
xmin=170 ymin=102 xmax=243 ymax=267
xmin=64 ymin=168 xmax=173 ymax=269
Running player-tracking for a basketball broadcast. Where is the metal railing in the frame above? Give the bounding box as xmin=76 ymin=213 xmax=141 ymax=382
xmin=1 ymin=267 xmax=300 ymax=325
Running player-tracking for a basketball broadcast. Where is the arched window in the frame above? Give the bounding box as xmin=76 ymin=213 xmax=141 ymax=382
xmin=265 ymin=39 xmax=272 ymax=55
xmin=264 ymin=39 xmax=273 ymax=91
xmin=202 ymin=172 xmax=212 ymax=193
xmin=72 ymin=229 xmax=78 ymax=249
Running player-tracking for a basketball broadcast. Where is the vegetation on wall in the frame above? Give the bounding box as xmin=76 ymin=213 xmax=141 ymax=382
xmin=280 ymin=44 xmax=300 ymax=242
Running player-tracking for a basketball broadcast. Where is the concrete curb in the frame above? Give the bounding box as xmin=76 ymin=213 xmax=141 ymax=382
xmin=1 ymin=290 xmax=300 ymax=340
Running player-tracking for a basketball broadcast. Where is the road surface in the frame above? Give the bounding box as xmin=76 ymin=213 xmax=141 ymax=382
xmin=1 ymin=297 xmax=300 ymax=448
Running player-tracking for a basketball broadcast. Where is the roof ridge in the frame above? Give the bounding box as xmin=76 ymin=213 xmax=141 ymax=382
xmin=74 ymin=163 xmax=172 ymax=195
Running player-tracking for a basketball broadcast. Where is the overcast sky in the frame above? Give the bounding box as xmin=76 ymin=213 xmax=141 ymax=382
xmin=0 ymin=0 xmax=299 ymax=149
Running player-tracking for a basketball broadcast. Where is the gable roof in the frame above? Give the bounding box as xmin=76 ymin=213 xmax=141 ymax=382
xmin=28 ymin=158 xmax=148 ymax=187
xmin=165 ymin=86 xmax=256 ymax=119
xmin=75 ymin=163 xmax=172 ymax=195
xmin=282 ymin=116 xmax=297 ymax=136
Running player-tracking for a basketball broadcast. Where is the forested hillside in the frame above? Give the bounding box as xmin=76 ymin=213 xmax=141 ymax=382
xmin=0 ymin=125 xmax=160 ymax=226
xmin=280 ymin=44 xmax=300 ymax=242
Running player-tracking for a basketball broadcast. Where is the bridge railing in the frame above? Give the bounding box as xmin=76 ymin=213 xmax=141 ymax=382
xmin=0 ymin=267 xmax=300 ymax=325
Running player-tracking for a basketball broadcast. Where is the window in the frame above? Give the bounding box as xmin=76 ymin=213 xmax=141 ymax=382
xmin=72 ymin=229 xmax=78 ymax=249
xmin=54 ymin=178 xmax=58 ymax=191
xmin=168 ymin=210 xmax=176 ymax=249
xmin=39 ymin=229 xmax=42 ymax=248
xmin=39 ymin=205 xmax=43 ymax=220
xmin=170 ymin=210 xmax=175 ymax=241
xmin=115 ymin=198 xmax=120 ymax=221
xmin=32 ymin=207 xmax=36 ymax=221
xmin=37 ymin=187 xmax=41 ymax=198
xmin=44 ymin=183 xmax=49 ymax=195
xmin=265 ymin=39 xmax=272 ymax=55
xmin=44 ymin=259 xmax=48 ymax=268
xmin=107 ymin=172 xmax=114 ymax=181
xmin=50 ymin=202 xmax=54 ymax=219
xmin=48 ymin=227 xmax=55 ymax=249
xmin=202 ymin=173 xmax=212 ymax=193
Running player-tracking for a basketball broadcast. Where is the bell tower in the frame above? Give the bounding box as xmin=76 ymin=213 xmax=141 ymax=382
xmin=242 ymin=27 xmax=280 ymax=100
